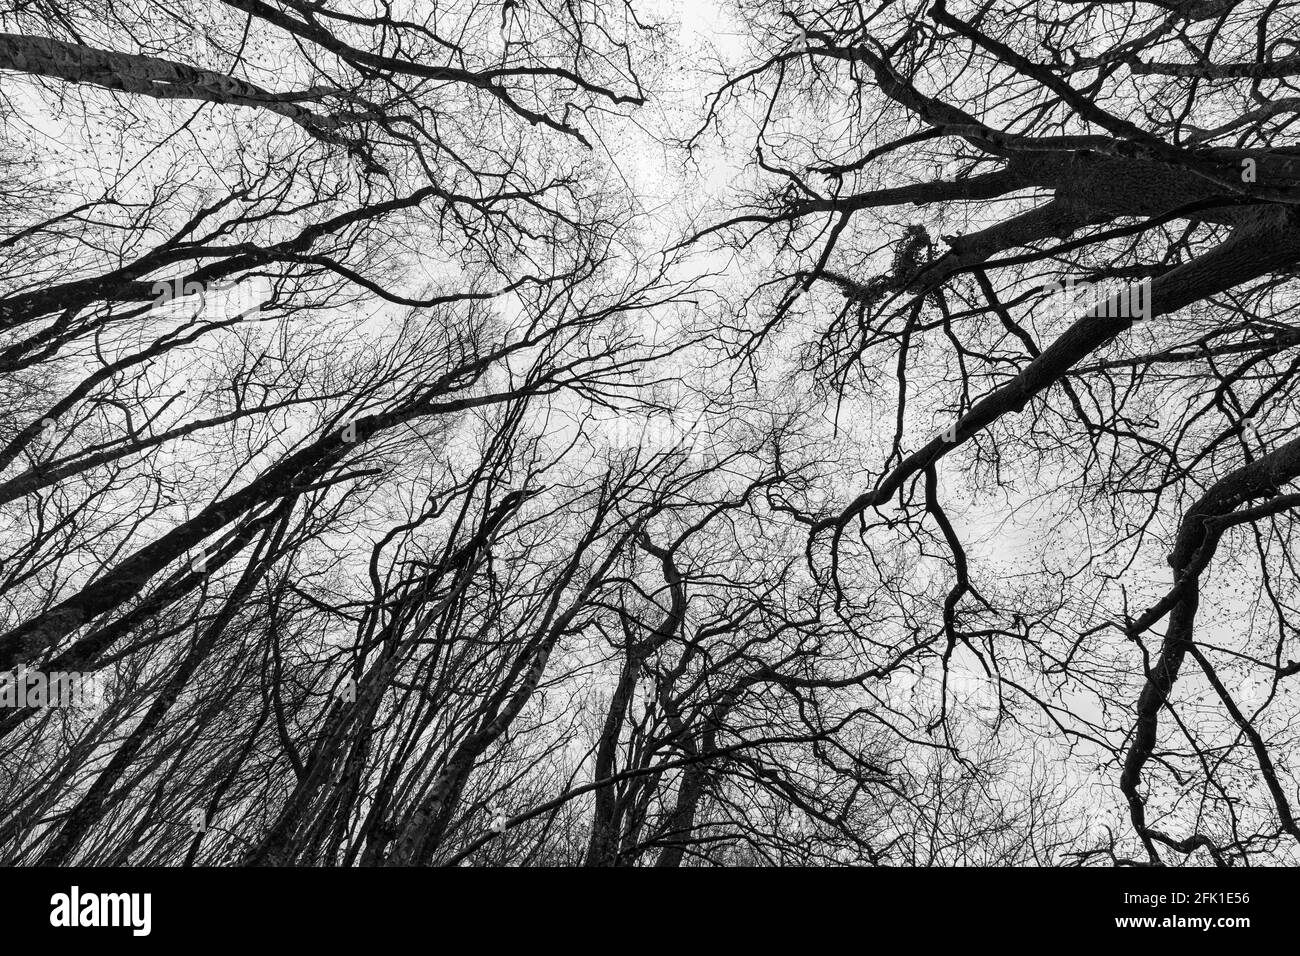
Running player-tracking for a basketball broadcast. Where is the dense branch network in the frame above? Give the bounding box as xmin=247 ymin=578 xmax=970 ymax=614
xmin=1 ymin=0 xmax=1298 ymax=867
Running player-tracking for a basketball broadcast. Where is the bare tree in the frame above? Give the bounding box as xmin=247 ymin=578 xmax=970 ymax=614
xmin=7 ymin=0 xmax=1299 ymax=870
xmin=685 ymin=0 xmax=1300 ymax=865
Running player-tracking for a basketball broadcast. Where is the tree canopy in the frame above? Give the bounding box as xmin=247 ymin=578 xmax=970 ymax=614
xmin=2 ymin=0 xmax=1299 ymax=867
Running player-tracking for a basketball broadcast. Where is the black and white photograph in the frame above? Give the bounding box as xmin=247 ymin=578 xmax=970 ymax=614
xmin=0 ymin=0 xmax=1292 ymax=939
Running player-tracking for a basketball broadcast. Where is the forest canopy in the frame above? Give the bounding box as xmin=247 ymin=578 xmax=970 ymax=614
xmin=1 ymin=0 xmax=1299 ymax=867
